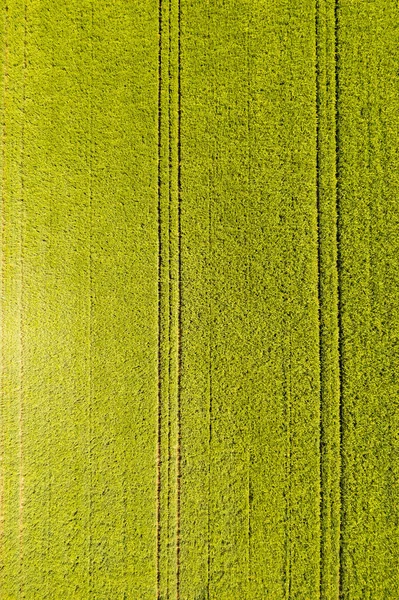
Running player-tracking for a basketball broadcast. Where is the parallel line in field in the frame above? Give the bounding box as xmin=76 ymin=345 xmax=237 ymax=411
xmin=315 ymin=0 xmax=324 ymax=595
xmin=18 ymin=4 xmax=28 ymax=594
xmin=46 ymin=31 xmax=53 ymax=595
xmin=176 ymin=0 xmax=182 ymax=592
xmin=207 ymin=175 xmax=213 ymax=598
xmin=246 ymin=23 xmax=252 ymax=593
xmin=88 ymin=4 xmax=94 ymax=595
xmin=206 ymin=6 xmax=213 ymax=593
xmin=334 ymin=0 xmax=344 ymax=596
xmin=167 ymin=0 xmax=172 ymax=593
xmin=0 ymin=3 xmax=9 ymax=574
xmin=156 ymin=0 xmax=163 ymax=596
xmin=283 ymin=367 xmax=288 ymax=599
xmin=287 ymin=344 xmax=293 ymax=600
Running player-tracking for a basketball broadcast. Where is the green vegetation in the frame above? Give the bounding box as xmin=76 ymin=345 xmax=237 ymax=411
xmin=1 ymin=0 xmax=398 ymax=598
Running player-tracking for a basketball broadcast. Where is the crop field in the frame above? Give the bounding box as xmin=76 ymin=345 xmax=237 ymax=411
xmin=1 ymin=0 xmax=399 ymax=598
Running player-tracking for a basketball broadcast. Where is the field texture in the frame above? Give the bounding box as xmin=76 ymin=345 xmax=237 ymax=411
xmin=1 ymin=0 xmax=399 ymax=598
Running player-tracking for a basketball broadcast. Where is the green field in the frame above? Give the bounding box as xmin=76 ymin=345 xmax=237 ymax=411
xmin=1 ymin=0 xmax=399 ymax=598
